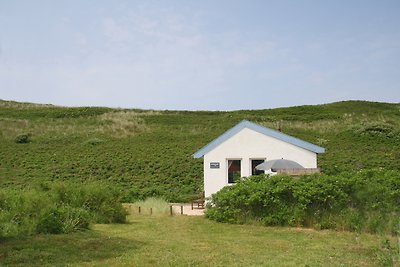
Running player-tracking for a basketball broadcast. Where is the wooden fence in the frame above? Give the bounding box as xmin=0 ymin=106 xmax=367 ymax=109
xmin=124 ymin=204 xmax=204 ymax=216
xmin=276 ymin=168 xmax=321 ymax=176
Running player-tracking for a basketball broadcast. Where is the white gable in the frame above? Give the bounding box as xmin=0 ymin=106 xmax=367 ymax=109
xmin=205 ymin=127 xmax=316 ymax=167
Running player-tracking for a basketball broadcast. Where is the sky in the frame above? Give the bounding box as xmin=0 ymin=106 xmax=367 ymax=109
xmin=0 ymin=0 xmax=399 ymax=110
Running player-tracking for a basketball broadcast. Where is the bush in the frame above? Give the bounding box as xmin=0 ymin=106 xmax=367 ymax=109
xmin=206 ymin=170 xmax=400 ymax=234
xmin=37 ymin=206 xmax=90 ymax=234
xmin=0 ymin=190 xmax=51 ymax=239
xmin=51 ymin=182 xmax=127 ymax=224
xmin=354 ymin=123 xmax=399 ymax=139
xmin=15 ymin=133 xmax=30 ymax=144
xmin=0 ymin=182 xmax=127 ymax=240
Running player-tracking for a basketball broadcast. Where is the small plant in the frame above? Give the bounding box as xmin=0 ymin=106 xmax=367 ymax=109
xmin=15 ymin=133 xmax=30 ymax=144
xmin=84 ymin=138 xmax=104 ymax=145
xmin=375 ymin=237 xmax=399 ymax=266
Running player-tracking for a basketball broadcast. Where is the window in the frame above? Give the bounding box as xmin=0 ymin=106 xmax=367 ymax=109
xmin=251 ymin=159 xmax=265 ymax=175
xmin=228 ymin=160 xmax=241 ymax=184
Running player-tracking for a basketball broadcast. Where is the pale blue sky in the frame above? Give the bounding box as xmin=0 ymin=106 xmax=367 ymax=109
xmin=0 ymin=0 xmax=399 ymax=110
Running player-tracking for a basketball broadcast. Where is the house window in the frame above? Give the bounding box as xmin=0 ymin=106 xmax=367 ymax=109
xmin=251 ymin=159 xmax=265 ymax=175
xmin=228 ymin=160 xmax=241 ymax=184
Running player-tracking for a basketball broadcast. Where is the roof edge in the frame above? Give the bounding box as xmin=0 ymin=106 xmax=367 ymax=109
xmin=193 ymin=120 xmax=247 ymax=158
xmin=193 ymin=120 xmax=325 ymax=158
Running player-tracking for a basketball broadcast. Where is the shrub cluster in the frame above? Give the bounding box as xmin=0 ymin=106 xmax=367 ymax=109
xmin=15 ymin=133 xmax=30 ymax=144
xmin=206 ymin=170 xmax=400 ymax=234
xmin=0 ymin=182 xmax=127 ymax=240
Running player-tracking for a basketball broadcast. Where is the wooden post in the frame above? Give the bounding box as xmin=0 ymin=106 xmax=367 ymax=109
xmin=170 ymin=205 xmax=173 ymax=216
xmin=180 ymin=205 xmax=183 ymax=215
xmin=150 ymin=208 xmax=153 ymax=215
xmin=138 ymin=206 xmax=141 ymax=214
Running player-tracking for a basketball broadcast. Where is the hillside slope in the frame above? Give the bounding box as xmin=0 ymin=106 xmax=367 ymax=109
xmin=0 ymin=100 xmax=399 ymax=201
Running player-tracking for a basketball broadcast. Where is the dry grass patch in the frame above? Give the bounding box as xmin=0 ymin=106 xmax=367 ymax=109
xmin=97 ymin=111 xmax=150 ymax=138
xmin=260 ymin=113 xmax=399 ymax=135
xmin=0 ymin=111 xmax=151 ymax=140
xmin=0 ymin=100 xmax=54 ymax=109
xmin=124 ymin=197 xmax=171 ymax=216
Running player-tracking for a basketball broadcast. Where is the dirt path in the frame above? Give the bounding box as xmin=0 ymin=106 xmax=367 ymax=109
xmin=170 ymin=203 xmax=205 ymax=216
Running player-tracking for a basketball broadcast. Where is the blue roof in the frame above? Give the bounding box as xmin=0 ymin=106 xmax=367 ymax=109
xmin=193 ymin=120 xmax=325 ymax=158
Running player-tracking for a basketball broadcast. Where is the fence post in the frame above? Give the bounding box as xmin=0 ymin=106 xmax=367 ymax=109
xmin=170 ymin=205 xmax=173 ymax=216
xmin=150 ymin=208 xmax=153 ymax=215
xmin=180 ymin=205 xmax=183 ymax=215
xmin=138 ymin=206 xmax=141 ymax=214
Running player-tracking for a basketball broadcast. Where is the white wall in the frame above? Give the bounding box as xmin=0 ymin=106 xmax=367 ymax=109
xmin=203 ymin=128 xmax=317 ymax=198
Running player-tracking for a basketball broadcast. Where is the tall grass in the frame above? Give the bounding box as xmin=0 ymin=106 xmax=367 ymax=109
xmin=97 ymin=111 xmax=149 ymax=138
xmin=126 ymin=197 xmax=170 ymax=215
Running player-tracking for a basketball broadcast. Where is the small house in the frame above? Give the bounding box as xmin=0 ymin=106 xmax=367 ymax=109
xmin=193 ymin=120 xmax=325 ymax=198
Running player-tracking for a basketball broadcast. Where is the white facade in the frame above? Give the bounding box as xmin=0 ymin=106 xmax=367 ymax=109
xmin=194 ymin=120 xmax=324 ymax=198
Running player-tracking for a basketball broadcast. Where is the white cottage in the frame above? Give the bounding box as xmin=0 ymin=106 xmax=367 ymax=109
xmin=193 ymin=120 xmax=325 ymax=198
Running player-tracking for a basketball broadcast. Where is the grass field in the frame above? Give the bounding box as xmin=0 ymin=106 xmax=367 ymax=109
xmin=1 ymin=99 xmax=399 ymax=202
xmin=0 ymin=215 xmax=397 ymax=267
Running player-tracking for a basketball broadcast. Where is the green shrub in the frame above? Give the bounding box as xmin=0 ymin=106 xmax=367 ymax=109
xmin=354 ymin=123 xmax=399 ymax=138
xmin=37 ymin=206 xmax=90 ymax=234
xmin=0 ymin=183 xmax=127 ymax=240
xmin=51 ymin=182 xmax=127 ymax=224
xmin=123 ymin=187 xmax=142 ymax=202
xmin=36 ymin=208 xmax=64 ymax=234
xmin=15 ymin=133 xmax=30 ymax=144
xmin=0 ymin=189 xmax=51 ymax=239
xmin=206 ymin=170 xmax=400 ymax=234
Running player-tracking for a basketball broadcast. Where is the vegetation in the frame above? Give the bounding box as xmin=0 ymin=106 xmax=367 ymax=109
xmin=0 ymin=215 xmax=398 ymax=266
xmin=0 ymin=99 xmax=399 ymax=265
xmin=14 ymin=133 xmax=30 ymax=144
xmin=126 ymin=197 xmax=171 ymax=215
xmin=206 ymin=170 xmax=400 ymax=235
xmin=0 ymin=182 xmax=127 ymax=239
xmin=1 ymin=99 xmax=399 ymax=203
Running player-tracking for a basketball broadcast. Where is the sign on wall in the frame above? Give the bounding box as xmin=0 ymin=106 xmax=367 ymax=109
xmin=210 ymin=162 xmax=220 ymax=169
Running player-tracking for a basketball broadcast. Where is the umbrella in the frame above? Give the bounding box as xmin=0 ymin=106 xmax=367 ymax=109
xmin=255 ymin=159 xmax=304 ymax=171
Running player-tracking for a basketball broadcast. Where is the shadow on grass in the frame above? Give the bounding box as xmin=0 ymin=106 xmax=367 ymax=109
xmin=0 ymin=230 xmax=142 ymax=266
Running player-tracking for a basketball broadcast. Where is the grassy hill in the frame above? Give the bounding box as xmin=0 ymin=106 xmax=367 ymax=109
xmin=0 ymin=100 xmax=399 ymax=202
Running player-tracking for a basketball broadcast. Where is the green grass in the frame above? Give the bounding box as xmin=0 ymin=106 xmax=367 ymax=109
xmin=0 ymin=99 xmax=399 ymax=202
xmin=0 ymin=215 xmax=397 ymax=266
